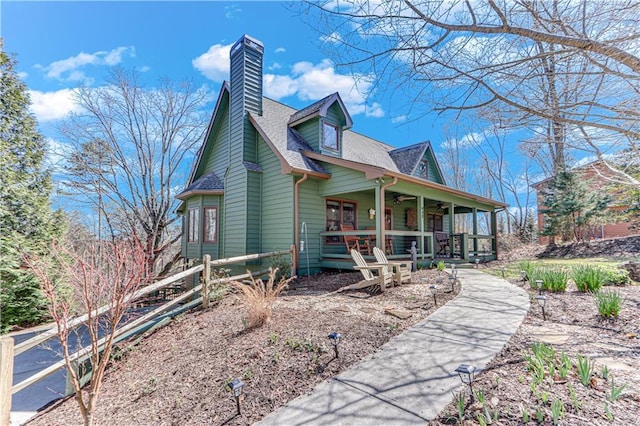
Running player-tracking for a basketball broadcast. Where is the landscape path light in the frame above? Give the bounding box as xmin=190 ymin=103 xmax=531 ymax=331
xmin=535 ymin=279 xmax=544 ymax=295
xmin=520 ymin=270 xmax=529 ymax=283
xmin=535 ymin=295 xmax=547 ymax=321
xmin=455 ymin=364 xmax=477 ymax=402
xmin=501 ymin=266 xmax=506 ymax=278
xmin=429 ymin=285 xmax=437 ymax=306
xmin=448 ymin=275 xmax=456 ymax=293
xmin=475 ymin=258 xmax=480 ymax=269
xmin=328 ymin=331 xmax=342 ymax=359
xmin=227 ymin=378 xmax=244 ymax=415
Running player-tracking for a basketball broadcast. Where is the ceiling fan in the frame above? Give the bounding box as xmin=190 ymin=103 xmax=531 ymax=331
xmin=392 ymin=193 xmax=417 ymax=204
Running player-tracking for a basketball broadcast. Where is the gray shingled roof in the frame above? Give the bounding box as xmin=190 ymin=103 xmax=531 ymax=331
xmin=388 ymin=143 xmax=429 ymax=175
xmin=288 ymin=93 xmax=335 ymax=124
xmin=178 ymin=171 xmax=224 ymax=195
xmin=251 ymin=97 xmax=402 ymax=174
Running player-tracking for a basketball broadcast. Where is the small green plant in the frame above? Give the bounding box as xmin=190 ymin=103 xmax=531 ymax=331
xmin=536 ymin=407 xmax=544 ymax=422
xmin=604 ymin=402 xmax=614 ymax=421
xmin=518 ymin=260 xmax=536 ymax=281
xmin=273 ymin=352 xmax=280 ymax=364
xmin=576 ymin=355 xmax=594 ymax=387
xmin=453 ymin=391 xmax=466 ymax=424
xmin=477 ymin=413 xmax=488 ymax=426
xmin=568 ymin=383 xmax=582 ymax=412
xmin=437 ymin=260 xmax=446 ymax=271
xmin=268 ymin=332 xmax=279 ymax=345
xmin=608 ymin=376 xmax=627 ymax=402
xmin=558 ymin=352 xmax=571 ymax=379
xmin=243 ymin=368 xmax=254 ymax=379
xmin=270 ymin=254 xmax=292 ymax=283
xmin=551 ymin=399 xmax=565 ymax=425
xmin=572 ymin=264 xmax=605 ymax=292
xmin=539 ymin=268 xmax=568 ymax=292
xmin=595 ymin=289 xmax=624 ymax=318
xmin=601 ymin=364 xmax=610 ymax=380
xmin=474 ymin=389 xmax=486 ymax=405
xmin=141 ymin=376 xmax=159 ymax=396
xmin=602 ymin=268 xmax=630 ymax=286
xmin=520 ymin=405 xmax=530 ymax=423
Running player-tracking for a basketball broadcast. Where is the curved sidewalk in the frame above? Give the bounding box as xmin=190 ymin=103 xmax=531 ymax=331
xmin=258 ymin=269 xmax=530 ymax=425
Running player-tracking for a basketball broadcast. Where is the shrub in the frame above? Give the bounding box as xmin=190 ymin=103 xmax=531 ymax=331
xmin=270 ymin=254 xmax=292 ymax=283
xmin=537 ymin=268 xmax=568 ymax=292
xmin=572 ymin=265 xmax=605 ymax=292
xmin=602 ymin=268 xmax=631 ymax=286
xmin=231 ymin=267 xmax=294 ymax=328
xmin=595 ymin=290 xmax=624 ymax=319
xmin=518 ymin=260 xmax=536 ymax=281
xmin=436 ymin=260 xmax=446 ymax=271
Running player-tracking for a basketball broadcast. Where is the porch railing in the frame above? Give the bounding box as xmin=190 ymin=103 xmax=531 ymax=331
xmin=320 ymin=230 xmax=496 ymax=262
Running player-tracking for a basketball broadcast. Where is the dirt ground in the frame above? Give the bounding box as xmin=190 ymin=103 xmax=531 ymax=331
xmin=29 ymin=269 xmax=458 ymax=425
xmin=28 ymin=243 xmax=640 ymax=425
xmin=432 ymin=272 xmax=640 ymax=425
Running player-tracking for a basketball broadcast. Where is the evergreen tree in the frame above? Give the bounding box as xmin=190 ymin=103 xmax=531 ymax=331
xmin=540 ymin=171 xmax=610 ymax=242
xmin=0 ymin=40 xmax=62 ymax=331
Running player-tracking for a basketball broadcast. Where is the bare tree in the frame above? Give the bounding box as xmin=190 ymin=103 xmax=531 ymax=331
xmin=302 ymin=0 xmax=640 ymax=179
xmin=26 ymin=236 xmax=149 ymax=426
xmin=61 ymin=67 xmax=208 ymax=276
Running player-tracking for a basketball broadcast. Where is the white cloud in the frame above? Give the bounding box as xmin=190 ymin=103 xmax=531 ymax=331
xmin=440 ymin=131 xmax=484 ymax=149
xmin=268 ymin=62 xmax=282 ymax=71
xmin=139 ymin=65 xmax=151 ymax=73
xmin=275 ymin=47 xmax=286 ymax=54
xmin=265 ymin=59 xmax=381 ymax=117
xmin=41 ymin=46 xmax=135 ymax=82
xmin=29 ymin=88 xmax=82 ymax=122
xmin=320 ymin=32 xmax=343 ymax=43
xmin=225 ymin=4 xmax=242 ymax=19
xmin=17 ymin=71 xmax=28 ymax=80
xmin=366 ymin=102 xmax=385 ymax=118
xmin=45 ymin=137 xmax=72 ymax=172
xmin=192 ymin=43 xmax=232 ymax=82
xmin=263 ymin=74 xmax=298 ymax=99
xmin=392 ymin=114 xmax=407 ymax=124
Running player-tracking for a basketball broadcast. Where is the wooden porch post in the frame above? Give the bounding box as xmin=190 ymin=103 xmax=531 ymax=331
xmin=418 ymin=196 xmax=425 ymax=258
xmin=491 ymin=211 xmax=499 ymax=259
xmin=472 ymin=207 xmax=478 ymax=257
xmin=375 ymin=185 xmax=383 ymax=251
xmin=449 ymin=202 xmax=455 ymax=257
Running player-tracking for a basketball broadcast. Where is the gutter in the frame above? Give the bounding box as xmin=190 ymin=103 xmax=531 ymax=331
xmin=293 ymin=173 xmax=309 ymax=272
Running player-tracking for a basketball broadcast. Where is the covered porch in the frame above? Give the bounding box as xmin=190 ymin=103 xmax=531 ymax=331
xmin=313 ymin=177 xmax=501 ymax=270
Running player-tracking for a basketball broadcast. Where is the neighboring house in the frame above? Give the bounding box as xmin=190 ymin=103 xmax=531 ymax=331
xmin=532 ymin=160 xmax=639 ymax=244
xmin=177 ymin=35 xmax=506 ymax=276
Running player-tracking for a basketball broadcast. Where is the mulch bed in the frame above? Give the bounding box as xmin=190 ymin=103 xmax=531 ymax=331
xmin=29 ymin=269 xmax=455 ymax=425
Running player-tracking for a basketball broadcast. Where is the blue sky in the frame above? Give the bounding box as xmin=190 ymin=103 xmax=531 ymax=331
xmin=2 ymin=1 xmax=449 ymax=152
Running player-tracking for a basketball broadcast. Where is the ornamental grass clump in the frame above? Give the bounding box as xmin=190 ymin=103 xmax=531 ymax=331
xmin=231 ymin=267 xmax=295 ymax=329
xmin=595 ymin=289 xmax=624 ymax=319
xmin=538 ymin=268 xmax=568 ymax=292
xmin=572 ymin=265 xmax=605 ymax=293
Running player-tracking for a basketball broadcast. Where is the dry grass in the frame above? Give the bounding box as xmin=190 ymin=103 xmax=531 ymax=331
xmin=230 ymin=267 xmax=295 ymax=328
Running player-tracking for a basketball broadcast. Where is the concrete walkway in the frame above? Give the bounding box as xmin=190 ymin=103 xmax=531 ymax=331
xmin=259 ymin=269 xmax=530 ymax=425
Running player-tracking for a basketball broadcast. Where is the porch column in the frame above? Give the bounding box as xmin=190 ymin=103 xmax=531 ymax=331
xmin=449 ymin=202 xmax=455 ymax=257
xmin=375 ymin=186 xmax=383 ymax=251
xmin=491 ymin=211 xmax=499 ymax=259
xmin=418 ymin=196 xmax=425 ymax=258
xmin=472 ymin=207 xmax=478 ymax=256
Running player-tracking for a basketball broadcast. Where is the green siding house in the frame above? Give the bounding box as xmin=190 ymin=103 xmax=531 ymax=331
xmin=177 ymin=34 xmax=506 ymax=276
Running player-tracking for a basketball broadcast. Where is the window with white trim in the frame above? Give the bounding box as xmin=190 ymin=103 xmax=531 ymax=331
xmin=203 ymin=207 xmax=218 ymax=243
xmin=188 ymin=208 xmax=199 ymax=243
xmin=322 ymin=122 xmax=339 ymax=151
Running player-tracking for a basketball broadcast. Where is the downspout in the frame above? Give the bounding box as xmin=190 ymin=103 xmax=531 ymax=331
xmin=379 ymin=176 xmax=398 ymax=253
xmin=294 ymin=174 xmax=309 ymax=272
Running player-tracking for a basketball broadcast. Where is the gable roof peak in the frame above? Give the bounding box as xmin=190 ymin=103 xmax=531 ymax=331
xmin=288 ymin=92 xmax=353 ymax=128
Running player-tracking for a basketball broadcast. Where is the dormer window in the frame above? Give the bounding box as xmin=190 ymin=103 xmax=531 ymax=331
xmin=323 ymin=122 xmax=339 ymax=151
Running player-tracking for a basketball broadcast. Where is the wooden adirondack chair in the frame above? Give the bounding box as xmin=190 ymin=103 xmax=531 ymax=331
xmin=339 ymin=249 xmax=392 ymax=293
xmin=373 ymin=247 xmax=412 ymax=285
